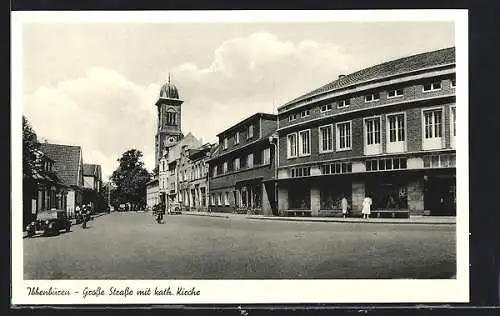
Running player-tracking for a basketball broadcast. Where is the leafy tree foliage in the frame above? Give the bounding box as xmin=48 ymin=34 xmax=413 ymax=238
xmin=110 ymin=149 xmax=151 ymax=210
xmin=23 ymin=116 xmax=40 ymax=179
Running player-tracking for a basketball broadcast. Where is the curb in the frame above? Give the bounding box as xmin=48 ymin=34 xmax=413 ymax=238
xmin=245 ymin=216 xmax=456 ymax=225
xmin=183 ymin=212 xmax=455 ymax=225
xmin=183 ymin=213 xmax=230 ymax=219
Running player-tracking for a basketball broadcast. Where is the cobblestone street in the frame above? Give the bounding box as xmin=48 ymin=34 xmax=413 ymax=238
xmin=24 ymin=212 xmax=456 ymax=279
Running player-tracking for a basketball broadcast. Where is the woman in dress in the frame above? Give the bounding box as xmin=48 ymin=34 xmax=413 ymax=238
xmin=362 ymin=195 xmax=372 ymax=219
xmin=341 ymin=195 xmax=349 ymax=218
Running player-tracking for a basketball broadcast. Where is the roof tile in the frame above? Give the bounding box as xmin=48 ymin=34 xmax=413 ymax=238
xmin=281 ymin=47 xmax=455 ymax=109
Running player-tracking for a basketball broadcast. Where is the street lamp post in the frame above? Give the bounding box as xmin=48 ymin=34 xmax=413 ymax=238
xmin=268 ymin=134 xmax=279 ymax=215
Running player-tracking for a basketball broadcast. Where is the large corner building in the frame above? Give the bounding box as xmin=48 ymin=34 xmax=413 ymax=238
xmin=276 ymin=47 xmax=456 ymax=217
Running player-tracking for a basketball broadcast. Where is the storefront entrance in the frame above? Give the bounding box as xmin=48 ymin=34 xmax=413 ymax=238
xmin=424 ymin=176 xmax=456 ymax=216
xmin=365 ymin=175 xmax=408 ymax=210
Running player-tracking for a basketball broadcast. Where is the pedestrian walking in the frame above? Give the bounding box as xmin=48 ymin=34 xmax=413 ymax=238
xmin=362 ymin=195 xmax=372 ymax=219
xmin=341 ymin=196 xmax=349 ymax=218
xmin=81 ymin=205 xmax=88 ymax=229
xmin=75 ymin=204 xmax=81 ymax=222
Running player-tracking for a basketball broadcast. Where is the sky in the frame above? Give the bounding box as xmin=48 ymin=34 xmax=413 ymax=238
xmin=21 ymin=21 xmax=454 ymax=181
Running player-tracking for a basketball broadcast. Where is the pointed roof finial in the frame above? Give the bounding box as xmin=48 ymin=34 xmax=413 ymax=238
xmin=168 ymin=72 xmax=171 ymax=85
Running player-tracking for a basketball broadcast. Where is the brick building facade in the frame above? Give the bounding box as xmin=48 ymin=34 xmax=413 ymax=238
xmin=276 ymin=47 xmax=456 ymax=217
xmin=208 ymin=113 xmax=278 ymax=215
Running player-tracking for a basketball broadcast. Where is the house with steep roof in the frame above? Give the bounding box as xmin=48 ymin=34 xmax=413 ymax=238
xmin=39 ymin=142 xmax=84 ymax=218
xmin=23 ymin=149 xmax=68 ymax=228
xmin=83 ymin=163 xmax=102 ymax=193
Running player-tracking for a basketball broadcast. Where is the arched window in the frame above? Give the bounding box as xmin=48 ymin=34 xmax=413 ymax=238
xmin=166 ymin=108 xmax=177 ymax=126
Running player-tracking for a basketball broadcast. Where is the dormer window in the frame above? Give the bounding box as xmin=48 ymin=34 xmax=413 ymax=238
xmin=365 ymin=93 xmax=380 ymax=102
xmin=387 ymin=88 xmax=404 ymax=98
xmin=235 ymin=131 xmax=240 ymax=144
xmin=301 ymin=110 xmax=311 ymax=118
xmin=288 ymin=113 xmax=298 ymax=122
xmin=223 ymin=137 xmax=228 ymax=150
xmin=320 ymin=104 xmax=333 ymax=112
xmin=338 ymin=98 xmax=350 ymax=108
xmin=423 ymin=81 xmax=442 ymax=92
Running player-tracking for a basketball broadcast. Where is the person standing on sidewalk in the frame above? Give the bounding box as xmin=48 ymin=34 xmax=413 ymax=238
xmin=341 ymin=195 xmax=349 ymax=218
xmin=362 ymin=195 xmax=372 ymax=219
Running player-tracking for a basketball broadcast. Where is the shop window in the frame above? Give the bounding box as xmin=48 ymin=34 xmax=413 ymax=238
xmin=320 ymin=182 xmax=351 ymax=210
xmin=366 ymin=182 xmax=408 ymax=210
xmin=289 ymin=185 xmax=310 ymax=210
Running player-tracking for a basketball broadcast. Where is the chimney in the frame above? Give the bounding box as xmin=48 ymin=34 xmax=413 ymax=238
xmin=338 ymin=74 xmax=345 ymax=79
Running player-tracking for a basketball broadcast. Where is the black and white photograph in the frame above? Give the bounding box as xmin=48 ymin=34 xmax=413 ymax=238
xmin=11 ymin=10 xmax=469 ymax=304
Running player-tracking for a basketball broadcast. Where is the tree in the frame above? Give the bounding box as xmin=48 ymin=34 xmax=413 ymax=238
xmin=23 ymin=115 xmax=40 ymax=179
xmin=110 ymin=149 xmax=151 ymax=210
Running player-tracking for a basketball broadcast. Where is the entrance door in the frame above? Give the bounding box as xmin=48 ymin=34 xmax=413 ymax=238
xmin=424 ymin=176 xmax=456 ymax=216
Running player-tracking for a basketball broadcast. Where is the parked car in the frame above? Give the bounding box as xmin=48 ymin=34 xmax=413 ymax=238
xmin=168 ymin=202 xmax=182 ymax=215
xmin=26 ymin=209 xmax=71 ymax=237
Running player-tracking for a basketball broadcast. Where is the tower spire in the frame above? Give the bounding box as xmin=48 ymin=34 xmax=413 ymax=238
xmin=168 ymin=72 xmax=171 ymax=85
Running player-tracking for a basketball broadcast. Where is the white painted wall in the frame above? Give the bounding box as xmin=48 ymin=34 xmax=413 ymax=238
xmin=67 ymin=190 xmax=75 ymax=217
xmin=83 ymin=176 xmax=95 ymax=189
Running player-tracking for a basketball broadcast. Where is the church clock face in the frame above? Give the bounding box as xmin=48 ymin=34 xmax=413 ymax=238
xmin=167 ymin=137 xmax=176 ymax=145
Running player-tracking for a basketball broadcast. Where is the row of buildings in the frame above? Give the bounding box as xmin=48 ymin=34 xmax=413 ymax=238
xmin=147 ymin=47 xmax=457 ymax=217
xmin=23 ymin=139 xmax=103 ymax=228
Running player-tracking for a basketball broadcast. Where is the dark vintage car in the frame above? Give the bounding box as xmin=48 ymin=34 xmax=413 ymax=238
xmin=26 ymin=209 xmax=71 ymax=237
xmin=168 ymin=202 xmax=182 ymax=215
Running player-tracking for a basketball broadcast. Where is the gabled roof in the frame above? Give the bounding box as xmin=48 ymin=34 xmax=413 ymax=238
xmin=39 ymin=143 xmax=82 ymax=187
xmin=83 ymin=163 xmax=102 ymax=180
xmin=280 ymin=47 xmax=455 ymax=110
xmin=188 ymin=143 xmax=215 ymax=160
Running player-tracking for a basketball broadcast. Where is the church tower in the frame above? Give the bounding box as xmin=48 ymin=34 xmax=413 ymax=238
xmin=155 ymin=75 xmax=184 ymax=169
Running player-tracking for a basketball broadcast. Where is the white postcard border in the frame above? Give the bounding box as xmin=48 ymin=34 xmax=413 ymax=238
xmin=11 ymin=9 xmax=469 ymax=305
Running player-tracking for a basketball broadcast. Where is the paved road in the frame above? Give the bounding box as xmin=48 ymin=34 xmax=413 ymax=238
xmin=24 ymin=212 xmax=456 ymax=279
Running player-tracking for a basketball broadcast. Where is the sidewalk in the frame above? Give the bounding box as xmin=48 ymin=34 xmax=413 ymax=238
xmin=182 ymin=211 xmax=456 ymax=225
